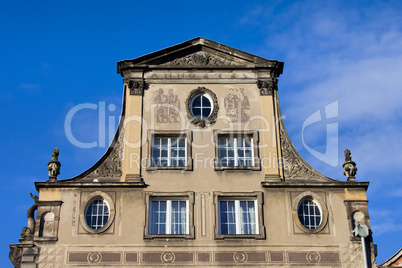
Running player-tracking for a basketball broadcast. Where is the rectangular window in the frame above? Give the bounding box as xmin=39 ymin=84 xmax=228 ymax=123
xmin=151 ymin=137 xmax=186 ymax=167
xmin=213 ymin=192 xmax=265 ymax=239
xmin=149 ymin=199 xmax=189 ymax=235
xmin=144 ymin=192 xmax=195 ymax=239
xmin=214 ymin=131 xmax=260 ymax=171
xmin=219 ymin=200 xmax=258 ymax=235
xmin=147 ymin=130 xmax=192 ymax=171
xmin=218 ymin=136 xmax=254 ymax=167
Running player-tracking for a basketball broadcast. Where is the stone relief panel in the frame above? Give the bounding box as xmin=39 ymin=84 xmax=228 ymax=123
xmin=154 ymin=88 xmax=181 ymax=123
xmin=65 ymin=249 xmax=340 ymax=265
xmin=224 ymin=88 xmax=250 ymax=123
xmin=161 ymin=51 xmax=242 ymax=66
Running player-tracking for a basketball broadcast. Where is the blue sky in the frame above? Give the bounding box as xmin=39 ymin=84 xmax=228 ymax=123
xmin=1 ymin=0 xmax=402 ymax=266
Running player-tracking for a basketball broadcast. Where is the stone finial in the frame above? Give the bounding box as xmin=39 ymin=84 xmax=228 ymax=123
xmin=343 ymin=149 xmax=357 ymax=181
xmin=48 ymin=148 xmax=61 ymax=182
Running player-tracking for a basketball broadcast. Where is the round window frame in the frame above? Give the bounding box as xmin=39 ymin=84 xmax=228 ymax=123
xmin=79 ymin=192 xmax=115 ymax=234
xmin=186 ymin=87 xmax=219 ymax=127
xmin=292 ymin=191 xmax=328 ymax=234
xmin=190 ymin=93 xmax=213 ymax=120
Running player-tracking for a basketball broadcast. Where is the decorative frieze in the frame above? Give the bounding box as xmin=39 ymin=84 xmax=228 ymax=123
xmin=161 ymin=52 xmax=242 ymax=66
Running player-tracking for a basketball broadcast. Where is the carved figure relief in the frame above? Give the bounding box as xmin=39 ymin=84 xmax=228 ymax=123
xmin=224 ymin=88 xmax=250 ymax=122
xmin=161 ymin=52 xmax=241 ymax=66
xmin=154 ymin=88 xmax=181 ymax=123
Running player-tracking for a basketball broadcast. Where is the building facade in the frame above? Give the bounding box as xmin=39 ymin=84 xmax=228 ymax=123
xmin=10 ymin=38 xmax=376 ymax=267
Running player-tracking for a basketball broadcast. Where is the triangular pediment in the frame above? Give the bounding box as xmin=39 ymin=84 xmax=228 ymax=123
xmin=117 ymin=37 xmax=283 ymax=72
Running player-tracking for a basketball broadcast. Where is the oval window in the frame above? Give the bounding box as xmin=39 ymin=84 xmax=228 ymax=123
xmin=85 ymin=199 xmax=110 ymax=230
xmin=297 ymin=199 xmax=322 ymax=229
xmin=190 ymin=94 xmax=212 ymax=119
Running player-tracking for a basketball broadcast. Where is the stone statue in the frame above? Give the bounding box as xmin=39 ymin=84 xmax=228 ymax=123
xmin=343 ymin=149 xmax=357 ymax=181
xmin=48 ymin=148 xmax=61 ymax=181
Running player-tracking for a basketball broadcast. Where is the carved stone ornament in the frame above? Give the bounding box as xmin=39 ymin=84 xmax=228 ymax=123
xmin=125 ymin=78 xmax=145 ymax=95
xmin=161 ymin=51 xmax=241 ymax=66
xmin=280 ymin=122 xmax=328 ymax=181
xmin=186 ymin=87 xmax=219 ymax=128
xmin=257 ymin=78 xmax=278 ymax=96
xmin=9 ymin=245 xmax=22 ymax=268
xmin=47 ymin=148 xmax=61 ymax=181
xmin=88 ymin=130 xmax=124 ymax=178
xmin=343 ymin=149 xmax=357 ymax=181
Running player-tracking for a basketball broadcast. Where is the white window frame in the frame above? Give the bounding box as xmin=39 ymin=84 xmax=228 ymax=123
xmin=214 ymin=130 xmax=260 ymax=171
xmin=190 ymin=93 xmax=213 ymax=119
xmin=151 ymin=136 xmax=187 ymax=167
xmin=85 ymin=199 xmax=110 ymax=230
xmin=218 ymin=199 xmax=259 ymax=235
xmin=144 ymin=192 xmax=195 ymax=239
xmin=147 ymin=130 xmax=193 ymax=171
xmin=218 ymin=136 xmax=255 ymax=167
xmin=213 ymin=191 xmax=265 ymax=240
xmin=297 ymin=199 xmax=322 ymax=230
xmin=149 ymin=199 xmax=189 ymax=235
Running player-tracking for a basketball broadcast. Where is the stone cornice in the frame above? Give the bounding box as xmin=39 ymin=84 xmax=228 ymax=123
xmin=35 ymin=181 xmax=146 ymax=191
xmin=261 ymin=181 xmax=369 ymax=190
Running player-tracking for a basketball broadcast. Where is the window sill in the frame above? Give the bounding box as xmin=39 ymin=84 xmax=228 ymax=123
xmin=214 ymin=233 xmax=265 ymax=240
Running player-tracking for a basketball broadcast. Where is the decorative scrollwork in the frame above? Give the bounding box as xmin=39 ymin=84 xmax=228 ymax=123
xmin=161 ymin=252 xmax=175 ymax=263
xmin=9 ymin=245 xmax=22 ymax=268
xmin=233 ymin=252 xmax=248 ymax=263
xmin=87 ymin=252 xmax=102 ymax=263
xmin=88 ymin=131 xmax=124 ymax=178
xmin=162 ymin=52 xmax=240 ymax=66
xmin=280 ymin=123 xmax=326 ymax=181
xmin=306 ymin=252 xmax=321 ymax=263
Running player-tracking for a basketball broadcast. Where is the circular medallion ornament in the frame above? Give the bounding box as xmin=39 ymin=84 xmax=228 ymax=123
xmin=186 ymin=87 xmax=219 ymax=127
xmin=233 ymin=252 xmax=248 ymax=263
xmin=306 ymin=251 xmax=320 ymax=263
xmin=88 ymin=252 xmax=102 ymax=263
xmin=161 ymin=252 xmax=175 ymax=263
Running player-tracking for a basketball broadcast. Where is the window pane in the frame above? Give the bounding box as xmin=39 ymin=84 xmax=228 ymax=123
xmin=201 ymin=95 xmax=211 ymax=107
xmin=150 ymin=201 xmax=167 ymax=234
xmin=217 ymin=136 xmax=254 ymax=167
xmin=85 ymin=199 xmax=109 ymax=230
xmin=202 ymin=107 xmax=211 ymax=118
xmin=297 ymin=199 xmax=321 ymax=229
xmin=151 ymin=136 xmax=187 ymax=168
xmin=219 ymin=201 xmax=236 ymax=235
xmin=239 ymin=201 xmax=257 ymax=234
xmin=192 ymin=95 xmax=202 ymax=107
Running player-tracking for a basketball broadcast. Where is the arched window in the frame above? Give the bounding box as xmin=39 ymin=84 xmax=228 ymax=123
xmin=39 ymin=212 xmax=55 ymax=237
